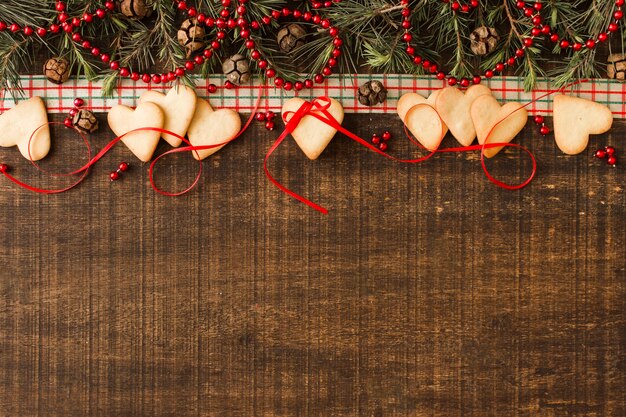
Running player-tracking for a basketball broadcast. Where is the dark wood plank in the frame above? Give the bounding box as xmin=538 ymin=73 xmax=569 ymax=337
xmin=0 ymin=113 xmax=625 ymax=416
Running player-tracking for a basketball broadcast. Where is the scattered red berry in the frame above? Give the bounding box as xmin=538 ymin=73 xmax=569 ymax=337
xmin=265 ymin=121 xmax=274 ymax=131
xmin=540 ymin=126 xmax=550 ymax=135
xmin=109 ymin=171 xmax=120 ymax=181
xmin=64 ymin=117 xmax=74 ymax=128
xmin=118 ymin=162 xmax=129 ymax=172
xmin=607 ymin=155 xmax=617 ymax=166
xmin=255 ymin=112 xmax=266 ymax=122
xmin=379 ymin=142 xmax=388 ymax=151
xmin=73 ymin=98 xmax=85 ymax=107
xmin=371 ymin=135 xmax=380 ymax=145
xmin=605 ymin=146 xmax=616 ymax=156
xmin=382 ymin=131 xmax=391 ymax=141
xmin=266 ymin=111 xmax=275 ymax=120
xmin=0 ymin=163 xmax=8 ymax=173
xmin=533 ymin=115 xmax=544 ymax=124
xmin=594 ymin=149 xmax=607 ymax=159
xmin=207 ymin=84 xmax=217 ymax=93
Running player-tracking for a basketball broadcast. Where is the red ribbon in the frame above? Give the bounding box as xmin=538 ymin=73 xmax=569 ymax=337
xmin=1 ymin=125 xmax=223 ymax=195
xmin=264 ymin=97 xmax=538 ymax=214
xmin=1 ymin=88 xmax=263 ymax=196
xmin=1 ymin=80 xmax=589 ymax=213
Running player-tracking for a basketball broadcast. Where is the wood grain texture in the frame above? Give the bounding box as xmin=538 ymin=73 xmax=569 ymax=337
xmin=0 ymin=113 xmax=625 ymax=416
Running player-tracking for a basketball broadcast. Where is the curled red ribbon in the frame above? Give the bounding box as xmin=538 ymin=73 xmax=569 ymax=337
xmin=264 ymin=97 xmax=537 ymax=214
xmin=1 ymin=87 xmax=263 ymax=196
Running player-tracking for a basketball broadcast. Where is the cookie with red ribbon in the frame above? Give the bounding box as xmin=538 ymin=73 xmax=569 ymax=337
xmin=282 ymin=97 xmax=344 ymax=160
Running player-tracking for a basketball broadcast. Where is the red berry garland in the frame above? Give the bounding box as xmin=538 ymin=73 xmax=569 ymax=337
xmin=51 ymin=0 xmax=342 ymax=92
xmin=246 ymin=9 xmax=342 ymax=90
xmin=41 ymin=0 xmax=624 ymax=96
xmin=400 ymin=0 xmax=624 ymax=87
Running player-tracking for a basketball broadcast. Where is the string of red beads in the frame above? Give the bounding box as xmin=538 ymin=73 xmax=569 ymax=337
xmin=50 ymin=0 xmax=342 ymax=91
xmin=401 ymin=1 xmax=624 ymax=87
xmin=45 ymin=0 xmax=624 ymax=92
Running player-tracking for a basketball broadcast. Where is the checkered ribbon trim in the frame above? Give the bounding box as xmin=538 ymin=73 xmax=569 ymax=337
xmin=2 ymin=74 xmax=626 ymax=118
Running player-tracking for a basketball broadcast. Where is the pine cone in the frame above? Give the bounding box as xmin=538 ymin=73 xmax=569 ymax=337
xmin=222 ymin=54 xmax=251 ymax=85
xmin=72 ymin=110 xmax=99 ymax=134
xmin=470 ymin=26 xmax=499 ymax=56
xmin=358 ymin=80 xmax=387 ymax=107
xmin=277 ymin=24 xmax=307 ymax=54
xmin=119 ymin=0 xmax=151 ymax=19
xmin=178 ymin=18 xmax=206 ymax=58
xmin=607 ymin=53 xmax=626 ymax=80
xmin=43 ymin=57 xmax=70 ymax=84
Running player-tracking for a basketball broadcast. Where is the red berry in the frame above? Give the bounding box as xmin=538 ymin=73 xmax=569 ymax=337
xmin=64 ymin=117 xmax=74 ymax=128
xmin=118 ymin=162 xmax=129 ymax=172
xmin=207 ymin=84 xmax=217 ymax=93
xmin=265 ymin=121 xmax=274 ymax=131
xmin=534 ymin=115 xmax=544 ymax=124
xmin=110 ymin=171 xmax=120 ymax=181
xmin=266 ymin=111 xmax=275 ymax=120
xmin=371 ymin=135 xmax=380 ymax=145
xmin=540 ymin=126 xmax=550 ymax=135
xmin=382 ymin=131 xmax=391 ymax=141
xmin=594 ymin=149 xmax=607 ymax=159
xmin=607 ymin=156 xmax=617 ymax=166
xmin=605 ymin=146 xmax=616 ymax=156
xmin=0 ymin=163 xmax=8 ymax=173
xmin=73 ymin=98 xmax=84 ymax=107
xmin=69 ymin=108 xmax=78 ymax=117
xmin=379 ymin=142 xmax=388 ymax=151
xmin=255 ymin=112 xmax=266 ymax=122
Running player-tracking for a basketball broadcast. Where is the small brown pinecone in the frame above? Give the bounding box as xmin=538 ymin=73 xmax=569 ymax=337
xmin=178 ymin=18 xmax=206 ymax=58
xmin=470 ymin=26 xmax=499 ymax=56
xmin=607 ymin=53 xmax=626 ymax=80
xmin=119 ymin=0 xmax=152 ymax=19
xmin=358 ymin=80 xmax=387 ymax=106
xmin=222 ymin=54 xmax=251 ymax=85
xmin=277 ymin=24 xmax=307 ymax=53
xmin=72 ymin=110 xmax=99 ymax=134
xmin=43 ymin=57 xmax=71 ymax=84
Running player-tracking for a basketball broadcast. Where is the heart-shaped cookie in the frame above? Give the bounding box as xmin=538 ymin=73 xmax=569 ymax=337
xmin=397 ymin=91 xmax=447 ymax=150
xmin=138 ymin=84 xmax=197 ymax=147
xmin=435 ymin=85 xmax=492 ymax=146
xmin=0 ymin=97 xmax=50 ymax=161
xmin=107 ymin=102 xmax=165 ymax=162
xmin=470 ymin=95 xmax=528 ymax=158
xmin=553 ymin=94 xmax=613 ymax=155
xmin=187 ymin=98 xmax=241 ymax=160
xmin=281 ymin=97 xmax=344 ymax=160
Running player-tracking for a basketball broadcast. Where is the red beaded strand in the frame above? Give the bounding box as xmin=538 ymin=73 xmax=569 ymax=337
xmin=400 ymin=1 xmax=624 ymax=87
xmin=49 ymin=0 xmax=624 ymax=94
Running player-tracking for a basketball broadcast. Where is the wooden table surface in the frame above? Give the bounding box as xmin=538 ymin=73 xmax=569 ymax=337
xmin=1 ymin=107 xmax=625 ymax=416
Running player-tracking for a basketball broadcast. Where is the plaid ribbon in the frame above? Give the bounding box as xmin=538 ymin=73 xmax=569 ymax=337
xmin=2 ymin=74 xmax=626 ymax=118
